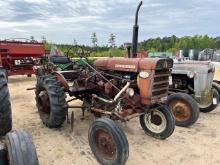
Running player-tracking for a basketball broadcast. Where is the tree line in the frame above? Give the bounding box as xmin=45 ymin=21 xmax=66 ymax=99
xmin=36 ymin=34 xmax=220 ymax=57
xmin=140 ymin=35 xmax=220 ymax=54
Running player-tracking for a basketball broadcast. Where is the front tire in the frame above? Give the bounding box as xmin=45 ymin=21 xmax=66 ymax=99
xmin=0 ymin=69 xmax=12 ymax=136
xmin=88 ymin=118 xmax=129 ymax=165
xmin=200 ymin=88 xmax=219 ymax=113
xmin=140 ymin=105 xmax=175 ymax=139
xmin=5 ymin=129 xmax=39 ymax=165
xmin=35 ymin=75 xmax=67 ymax=128
xmin=167 ymin=93 xmax=199 ymax=127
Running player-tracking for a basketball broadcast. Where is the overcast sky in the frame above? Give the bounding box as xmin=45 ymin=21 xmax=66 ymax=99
xmin=0 ymin=0 xmax=219 ymax=46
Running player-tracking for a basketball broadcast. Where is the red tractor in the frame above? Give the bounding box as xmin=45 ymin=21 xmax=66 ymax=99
xmin=34 ymin=2 xmax=175 ymax=165
xmin=0 ymin=39 xmax=45 ymax=79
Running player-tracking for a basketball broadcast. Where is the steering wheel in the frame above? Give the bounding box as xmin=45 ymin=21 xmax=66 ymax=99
xmin=66 ymin=45 xmax=90 ymax=58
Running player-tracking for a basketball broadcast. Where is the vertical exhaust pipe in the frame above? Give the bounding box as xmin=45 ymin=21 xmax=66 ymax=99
xmin=131 ymin=1 xmax=143 ymax=58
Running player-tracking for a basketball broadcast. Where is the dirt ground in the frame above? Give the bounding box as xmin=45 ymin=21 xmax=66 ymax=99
xmin=8 ymin=76 xmax=220 ymax=165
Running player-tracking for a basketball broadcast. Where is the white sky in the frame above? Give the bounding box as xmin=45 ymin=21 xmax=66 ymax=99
xmin=0 ymin=0 xmax=219 ymax=46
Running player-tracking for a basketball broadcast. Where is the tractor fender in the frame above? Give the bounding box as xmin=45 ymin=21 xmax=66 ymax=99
xmin=52 ymin=71 xmax=69 ymax=91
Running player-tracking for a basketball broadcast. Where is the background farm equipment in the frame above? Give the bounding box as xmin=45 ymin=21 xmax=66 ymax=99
xmin=148 ymin=51 xmax=219 ymax=127
xmin=167 ymin=58 xmax=220 ymax=127
xmin=0 ymin=39 xmax=45 ymax=79
xmin=48 ymin=46 xmax=74 ymax=71
xmin=0 ymin=67 xmax=39 ymax=165
xmin=33 ymin=1 xmax=175 ymax=165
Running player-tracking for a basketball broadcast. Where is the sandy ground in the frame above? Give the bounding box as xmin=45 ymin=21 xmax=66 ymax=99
xmin=8 ymin=75 xmax=220 ymax=165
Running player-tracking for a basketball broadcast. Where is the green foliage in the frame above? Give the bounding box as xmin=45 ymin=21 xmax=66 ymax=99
xmin=167 ymin=48 xmax=177 ymax=55
xmin=90 ymin=48 xmax=126 ymax=57
xmin=44 ymin=35 xmax=220 ymax=57
xmin=147 ymin=48 xmax=157 ymax=53
xmin=140 ymin=35 xmax=220 ymax=52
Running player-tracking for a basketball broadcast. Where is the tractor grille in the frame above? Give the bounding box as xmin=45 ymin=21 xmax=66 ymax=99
xmin=152 ymin=70 xmax=170 ymax=99
xmin=156 ymin=59 xmax=173 ymax=70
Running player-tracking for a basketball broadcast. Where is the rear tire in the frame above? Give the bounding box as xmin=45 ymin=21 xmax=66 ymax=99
xmin=140 ymin=105 xmax=175 ymax=139
xmin=88 ymin=118 xmax=129 ymax=165
xmin=5 ymin=129 xmax=39 ymax=165
xmin=200 ymin=88 xmax=219 ymax=113
xmin=167 ymin=93 xmax=199 ymax=127
xmin=0 ymin=69 xmax=12 ymax=136
xmin=35 ymin=75 xmax=67 ymax=128
xmin=2 ymin=68 xmax=8 ymax=81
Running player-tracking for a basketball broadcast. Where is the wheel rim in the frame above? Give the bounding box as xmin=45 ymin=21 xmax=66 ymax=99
xmin=38 ymin=89 xmax=51 ymax=119
xmin=93 ymin=129 xmax=117 ymax=160
xmin=144 ymin=109 xmax=167 ymax=134
xmin=169 ymin=100 xmax=191 ymax=122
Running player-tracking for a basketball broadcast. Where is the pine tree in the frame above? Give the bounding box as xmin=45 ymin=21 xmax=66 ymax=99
xmin=91 ymin=33 xmax=98 ymax=47
xmin=109 ymin=33 xmax=116 ymax=47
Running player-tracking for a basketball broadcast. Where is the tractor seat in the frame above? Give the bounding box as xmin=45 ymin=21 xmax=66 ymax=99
xmin=50 ymin=56 xmax=73 ymax=64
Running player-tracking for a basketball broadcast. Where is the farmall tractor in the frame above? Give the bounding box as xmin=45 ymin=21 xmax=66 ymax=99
xmin=0 ymin=66 xmax=39 ymax=165
xmin=34 ymin=2 xmax=175 ymax=165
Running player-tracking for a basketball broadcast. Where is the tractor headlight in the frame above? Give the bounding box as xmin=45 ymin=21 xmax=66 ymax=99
xmin=187 ymin=71 xmax=194 ymax=78
xmin=139 ymin=71 xmax=149 ymax=79
xmin=126 ymin=88 xmax=134 ymax=97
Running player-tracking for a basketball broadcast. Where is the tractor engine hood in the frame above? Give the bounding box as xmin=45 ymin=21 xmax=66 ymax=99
xmin=172 ymin=61 xmax=215 ymax=74
xmin=94 ymin=57 xmax=173 ymax=72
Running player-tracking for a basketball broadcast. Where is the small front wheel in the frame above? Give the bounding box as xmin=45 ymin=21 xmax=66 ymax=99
xmin=88 ymin=118 xmax=129 ymax=165
xmin=167 ymin=93 xmax=199 ymax=127
xmin=140 ymin=105 xmax=175 ymax=140
xmin=5 ymin=129 xmax=39 ymax=165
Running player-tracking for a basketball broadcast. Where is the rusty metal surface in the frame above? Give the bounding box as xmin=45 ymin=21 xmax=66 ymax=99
xmin=169 ymin=100 xmax=191 ymax=122
xmin=52 ymin=72 xmax=69 ymax=91
xmin=38 ymin=53 xmax=172 ymax=122
xmin=94 ymin=57 xmax=170 ymax=72
xmin=93 ymin=129 xmax=117 ymax=160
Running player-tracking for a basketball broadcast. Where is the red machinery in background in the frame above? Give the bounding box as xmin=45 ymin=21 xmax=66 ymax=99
xmin=0 ymin=39 xmax=45 ymax=77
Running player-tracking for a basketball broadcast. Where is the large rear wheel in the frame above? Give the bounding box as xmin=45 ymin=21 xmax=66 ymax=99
xmin=88 ymin=118 xmax=129 ymax=165
xmin=35 ymin=75 xmax=67 ymax=128
xmin=167 ymin=93 xmax=199 ymax=127
xmin=140 ymin=105 xmax=175 ymax=139
xmin=0 ymin=69 xmax=12 ymax=136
